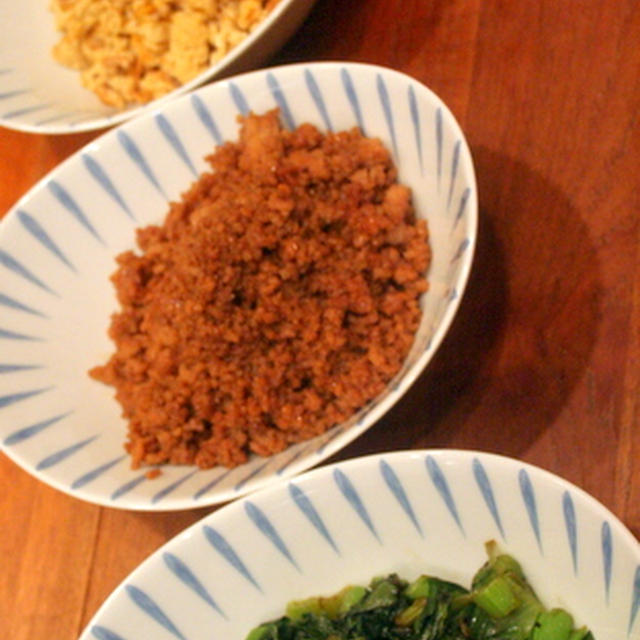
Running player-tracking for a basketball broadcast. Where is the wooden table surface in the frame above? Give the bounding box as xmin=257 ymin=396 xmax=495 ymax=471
xmin=1 ymin=1 xmax=639 ymax=638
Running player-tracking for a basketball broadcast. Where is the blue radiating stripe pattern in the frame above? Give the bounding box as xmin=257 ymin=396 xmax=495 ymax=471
xmin=245 ymin=501 xmax=299 ymax=570
xmin=341 ymin=68 xmax=365 ymax=134
xmin=48 ymin=180 xmax=105 ymax=245
xmin=408 ymin=85 xmax=423 ymax=173
xmin=0 ymin=386 xmax=51 ymax=409
xmin=267 ymin=72 xmax=294 ymax=130
xmin=0 ymin=89 xmax=30 ymax=100
xmin=203 ymin=525 xmax=261 ymax=592
xmin=519 ymin=469 xmax=542 ymax=551
xmin=230 ymin=82 xmax=250 ymax=115
xmin=601 ymin=521 xmax=612 ymax=602
xmin=4 ymin=103 xmax=52 ymax=119
xmin=289 ymin=482 xmax=339 ymax=553
xmin=435 ymin=108 xmax=443 ymax=185
xmin=472 ymin=458 xmax=505 ymax=539
xmin=377 ymin=74 xmax=397 ymax=157
xmin=563 ymin=491 xmax=578 ymax=574
xmin=451 ymin=238 xmax=470 ymax=264
xmin=630 ymin=566 xmax=640 ymax=635
xmin=82 ymin=154 xmax=134 ymax=220
xmin=163 ymin=552 xmax=226 ymax=617
xmin=91 ymin=626 xmax=128 ymax=640
xmin=447 ymin=140 xmax=461 ymax=209
xmin=17 ymin=210 xmax=76 ymax=272
xmin=36 ymin=111 xmax=76 ymax=126
xmin=191 ymin=94 xmax=222 ymax=145
xmin=117 ymin=130 xmax=167 ymax=198
xmin=152 ymin=469 xmax=198 ymax=504
xmin=316 ymin=425 xmax=345 ymax=455
xmin=0 ymin=363 xmax=41 ymax=374
xmin=0 ymin=248 xmax=58 ymax=295
xmin=155 ymin=114 xmax=197 ymax=177
xmin=0 ymin=291 xmax=46 ymax=316
xmin=276 ymin=447 xmax=305 ymax=475
xmin=426 ymin=455 xmax=464 ymax=535
xmin=36 ymin=435 xmax=97 ymax=470
xmin=333 ymin=468 xmax=380 ymax=542
xmin=193 ymin=470 xmax=231 ymax=500
xmin=70 ymin=112 xmax=107 ymax=127
xmin=454 ymin=187 xmax=471 ymax=230
xmin=305 ymin=69 xmax=333 ymax=131
xmin=126 ymin=584 xmax=186 ymax=640
xmin=111 ymin=473 xmax=148 ymax=501
xmin=380 ymin=459 xmax=422 ymax=536
xmin=3 ymin=411 xmax=70 ymax=445
xmin=71 ymin=455 xmax=126 ymax=490
xmin=234 ymin=460 xmax=269 ymax=491
xmin=0 ymin=327 xmax=42 ymax=341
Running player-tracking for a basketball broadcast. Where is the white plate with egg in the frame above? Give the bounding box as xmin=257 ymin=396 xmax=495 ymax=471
xmin=0 ymin=0 xmax=316 ymax=134
xmin=0 ymin=62 xmax=477 ymax=510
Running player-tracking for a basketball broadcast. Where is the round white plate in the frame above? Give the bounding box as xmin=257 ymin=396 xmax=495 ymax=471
xmin=0 ymin=62 xmax=477 ymax=510
xmin=79 ymin=450 xmax=640 ymax=640
xmin=0 ymin=0 xmax=317 ymax=134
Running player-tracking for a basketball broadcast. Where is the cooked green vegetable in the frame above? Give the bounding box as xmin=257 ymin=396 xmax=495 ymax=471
xmin=245 ymin=541 xmax=594 ymax=640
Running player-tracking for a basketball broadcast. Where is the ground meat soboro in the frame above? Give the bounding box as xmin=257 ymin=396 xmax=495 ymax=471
xmin=90 ymin=110 xmax=431 ymax=469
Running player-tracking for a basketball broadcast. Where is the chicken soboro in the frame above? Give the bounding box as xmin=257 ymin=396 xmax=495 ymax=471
xmin=90 ymin=110 xmax=431 ymax=469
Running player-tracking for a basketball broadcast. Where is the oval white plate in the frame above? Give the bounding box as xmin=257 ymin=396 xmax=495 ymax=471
xmin=0 ymin=62 xmax=477 ymax=510
xmin=0 ymin=0 xmax=316 ymax=134
xmin=78 ymin=450 xmax=640 ymax=640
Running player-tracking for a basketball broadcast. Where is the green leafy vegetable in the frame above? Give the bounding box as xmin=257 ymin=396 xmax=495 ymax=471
xmin=245 ymin=541 xmax=594 ymax=640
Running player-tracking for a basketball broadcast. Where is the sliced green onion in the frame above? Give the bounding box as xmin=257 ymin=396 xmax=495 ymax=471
xmin=245 ymin=623 xmax=271 ymax=640
xmin=532 ymin=608 xmax=575 ymax=640
xmin=473 ymin=541 xmax=526 ymax=590
xmin=359 ymin=579 xmax=398 ymax=610
xmin=320 ymin=585 xmax=368 ymax=618
xmin=492 ymin=554 xmax=525 ymax=580
xmin=405 ymin=575 xmax=431 ymax=600
xmin=395 ymin=597 xmax=427 ymax=626
xmin=337 ymin=585 xmax=367 ymax=614
xmin=286 ymin=596 xmax=323 ymax=620
xmin=473 ymin=575 xmax=520 ymax=618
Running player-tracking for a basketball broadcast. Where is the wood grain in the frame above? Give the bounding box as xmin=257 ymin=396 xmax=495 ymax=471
xmin=1 ymin=1 xmax=638 ymax=638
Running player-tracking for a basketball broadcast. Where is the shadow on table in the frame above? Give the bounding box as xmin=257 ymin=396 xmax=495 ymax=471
xmin=331 ymin=146 xmax=603 ymax=463
xmin=270 ymin=0 xmax=384 ymax=64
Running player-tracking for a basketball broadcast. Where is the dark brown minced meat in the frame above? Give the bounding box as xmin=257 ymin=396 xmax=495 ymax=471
xmin=90 ymin=109 xmax=431 ymax=469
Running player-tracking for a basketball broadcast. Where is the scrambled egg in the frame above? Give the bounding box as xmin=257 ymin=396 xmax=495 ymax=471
xmin=50 ymin=0 xmax=274 ymax=107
